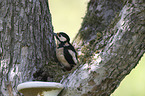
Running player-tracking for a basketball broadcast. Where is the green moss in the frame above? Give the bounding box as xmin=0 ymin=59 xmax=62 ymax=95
xmin=89 ymin=39 xmax=96 ymax=45
xmin=79 ymin=11 xmax=104 ymax=40
xmin=96 ymin=32 xmax=102 ymax=39
xmin=78 ymin=44 xmax=95 ymax=64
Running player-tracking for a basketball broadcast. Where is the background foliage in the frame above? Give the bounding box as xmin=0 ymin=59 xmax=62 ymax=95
xmin=49 ymin=0 xmax=145 ymax=96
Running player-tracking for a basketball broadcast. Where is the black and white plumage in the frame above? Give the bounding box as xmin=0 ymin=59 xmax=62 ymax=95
xmin=54 ymin=32 xmax=78 ymax=71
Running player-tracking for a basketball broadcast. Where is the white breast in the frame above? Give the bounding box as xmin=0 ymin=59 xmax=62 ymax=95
xmin=56 ymin=48 xmax=71 ymax=68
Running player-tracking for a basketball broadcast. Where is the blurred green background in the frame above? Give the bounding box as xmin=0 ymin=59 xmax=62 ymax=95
xmin=49 ymin=0 xmax=145 ymax=96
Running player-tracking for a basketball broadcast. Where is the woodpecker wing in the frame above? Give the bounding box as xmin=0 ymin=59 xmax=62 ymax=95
xmin=63 ymin=44 xmax=77 ymax=67
xmin=68 ymin=49 xmax=78 ymax=64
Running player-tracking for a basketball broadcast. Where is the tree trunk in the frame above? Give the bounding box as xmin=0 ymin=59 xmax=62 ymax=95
xmin=0 ymin=0 xmax=144 ymax=96
xmin=0 ymin=0 xmax=62 ymax=95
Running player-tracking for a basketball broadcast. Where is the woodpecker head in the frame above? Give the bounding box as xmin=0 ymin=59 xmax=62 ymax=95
xmin=54 ymin=32 xmax=70 ymax=45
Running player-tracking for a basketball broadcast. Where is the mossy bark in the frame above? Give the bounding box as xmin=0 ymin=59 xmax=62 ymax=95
xmin=60 ymin=0 xmax=145 ymax=96
xmin=0 ymin=0 xmax=145 ymax=96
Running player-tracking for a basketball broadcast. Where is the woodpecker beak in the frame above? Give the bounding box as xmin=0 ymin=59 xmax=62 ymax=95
xmin=57 ymin=33 xmax=59 ymax=37
xmin=53 ymin=33 xmax=57 ymax=36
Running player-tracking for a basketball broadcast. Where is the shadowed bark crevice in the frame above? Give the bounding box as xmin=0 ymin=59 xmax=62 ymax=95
xmin=0 ymin=0 xmax=144 ymax=96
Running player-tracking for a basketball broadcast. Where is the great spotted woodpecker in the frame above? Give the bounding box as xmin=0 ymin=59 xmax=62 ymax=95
xmin=53 ymin=32 xmax=78 ymax=71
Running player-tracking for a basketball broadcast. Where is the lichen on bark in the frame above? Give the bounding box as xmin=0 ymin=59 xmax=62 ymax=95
xmin=60 ymin=0 xmax=145 ymax=96
xmin=0 ymin=0 xmax=145 ymax=96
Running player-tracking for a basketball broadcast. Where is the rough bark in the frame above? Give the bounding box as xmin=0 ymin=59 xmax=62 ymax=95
xmin=60 ymin=0 xmax=145 ymax=96
xmin=0 ymin=0 xmax=144 ymax=96
xmin=0 ymin=0 xmax=62 ymax=95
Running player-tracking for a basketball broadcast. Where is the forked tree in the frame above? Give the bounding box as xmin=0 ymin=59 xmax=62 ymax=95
xmin=0 ymin=0 xmax=144 ymax=96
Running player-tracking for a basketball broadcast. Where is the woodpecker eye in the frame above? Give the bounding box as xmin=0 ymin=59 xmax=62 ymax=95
xmin=59 ymin=34 xmax=61 ymax=37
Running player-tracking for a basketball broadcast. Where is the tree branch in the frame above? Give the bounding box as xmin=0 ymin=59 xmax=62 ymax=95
xmin=0 ymin=0 xmax=144 ymax=96
xmin=60 ymin=1 xmax=145 ymax=96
